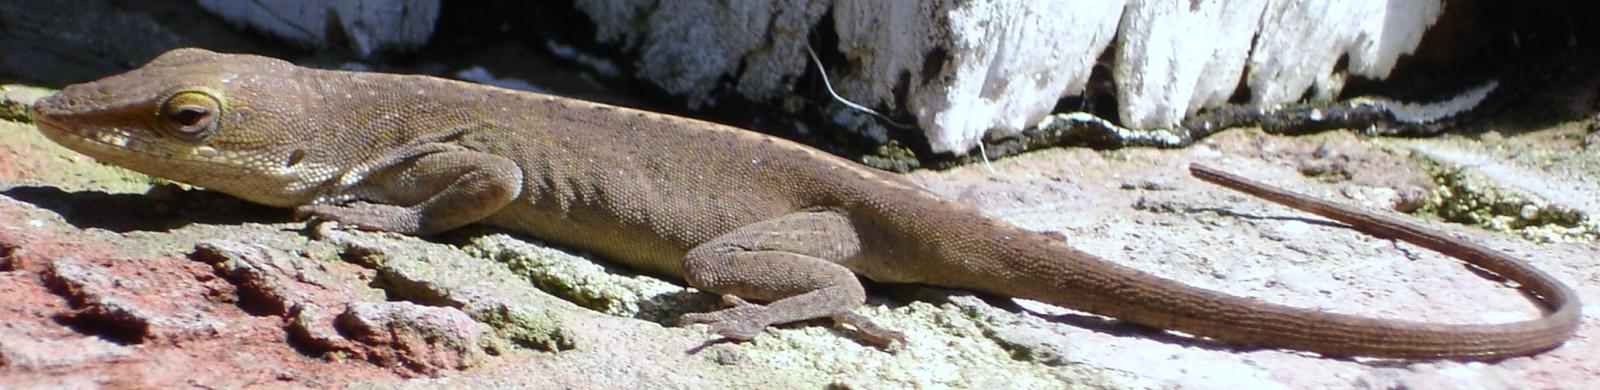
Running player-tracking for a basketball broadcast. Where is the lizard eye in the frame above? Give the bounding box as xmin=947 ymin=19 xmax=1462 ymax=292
xmin=171 ymin=106 xmax=209 ymax=127
xmin=159 ymin=91 xmax=221 ymax=141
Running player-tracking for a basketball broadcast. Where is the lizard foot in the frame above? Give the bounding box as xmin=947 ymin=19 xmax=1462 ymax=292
xmin=681 ymin=295 xmax=907 ymax=347
xmin=294 ymin=202 xmax=419 ymax=233
xmin=833 ymin=312 xmax=906 ymax=347
xmin=680 ymin=295 xmax=771 ymax=341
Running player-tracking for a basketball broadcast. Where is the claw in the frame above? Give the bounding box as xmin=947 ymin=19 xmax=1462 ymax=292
xmin=681 ymin=294 xmax=774 ymax=341
xmin=834 ymin=312 xmax=906 ymax=347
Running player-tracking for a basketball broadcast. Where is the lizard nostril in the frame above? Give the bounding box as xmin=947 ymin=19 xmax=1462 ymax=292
xmin=285 ymin=149 xmax=306 ymax=167
xmin=30 ymin=97 xmax=61 ymax=122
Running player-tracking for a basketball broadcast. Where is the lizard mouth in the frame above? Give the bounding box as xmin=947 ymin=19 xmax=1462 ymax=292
xmin=31 ymin=96 xmax=193 ymax=160
xmin=33 ymin=112 xmax=235 ymax=165
xmin=34 ymin=116 xmax=183 ymax=159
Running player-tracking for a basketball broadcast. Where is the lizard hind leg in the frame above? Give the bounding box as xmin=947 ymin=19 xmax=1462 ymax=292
xmin=679 ymin=210 xmax=906 ymax=346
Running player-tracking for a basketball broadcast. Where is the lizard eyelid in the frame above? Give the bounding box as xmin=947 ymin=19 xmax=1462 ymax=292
xmin=158 ymin=91 xmax=222 ymax=141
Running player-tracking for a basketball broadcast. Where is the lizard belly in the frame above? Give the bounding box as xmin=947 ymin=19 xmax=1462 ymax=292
xmin=482 ymin=200 xmax=696 ymax=278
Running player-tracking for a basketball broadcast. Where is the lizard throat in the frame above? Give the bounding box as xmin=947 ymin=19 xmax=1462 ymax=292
xmin=35 ymin=118 xmax=331 ymax=207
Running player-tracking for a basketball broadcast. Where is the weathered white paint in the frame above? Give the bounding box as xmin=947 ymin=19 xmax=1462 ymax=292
xmin=207 ymin=0 xmax=1446 ymax=154
xmin=574 ymin=0 xmax=1442 ymax=153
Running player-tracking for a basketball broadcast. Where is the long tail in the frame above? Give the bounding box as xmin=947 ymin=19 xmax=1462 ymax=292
xmin=924 ymin=163 xmax=1580 ymax=359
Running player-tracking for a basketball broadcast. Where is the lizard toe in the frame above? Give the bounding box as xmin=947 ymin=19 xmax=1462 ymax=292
xmin=833 ymin=312 xmax=906 ymax=347
xmin=681 ymin=296 xmax=774 ymax=341
xmin=708 ymin=319 xmax=767 ymax=341
xmin=293 ymin=202 xmax=419 ymax=233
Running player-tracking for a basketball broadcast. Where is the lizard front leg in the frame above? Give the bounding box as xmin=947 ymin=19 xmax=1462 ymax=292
xmin=680 ymin=210 xmax=906 ymax=346
xmin=296 ymin=145 xmax=522 ymax=235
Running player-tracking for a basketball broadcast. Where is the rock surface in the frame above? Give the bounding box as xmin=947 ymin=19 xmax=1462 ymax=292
xmin=3 ymin=81 xmax=1597 ymax=387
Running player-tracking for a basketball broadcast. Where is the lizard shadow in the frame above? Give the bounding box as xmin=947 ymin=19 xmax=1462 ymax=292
xmin=439 ymin=226 xmax=723 ymax=319
xmin=863 ymin=283 xmax=1285 ymax=358
xmin=436 ymin=228 xmax=894 ymax=354
xmin=433 ymin=231 xmax=918 ymax=353
xmin=1178 ymin=206 xmax=1354 ymax=229
xmin=2 ymin=185 xmax=291 ymax=232
xmin=981 ymin=292 xmax=1416 ymax=365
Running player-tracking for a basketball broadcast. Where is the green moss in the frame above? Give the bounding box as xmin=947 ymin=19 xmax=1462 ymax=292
xmin=473 ymin=303 xmax=573 ymax=351
xmin=0 ymin=85 xmax=53 ymax=123
xmin=1417 ymin=164 xmax=1597 ymax=243
xmin=859 ymin=139 xmax=921 ymax=172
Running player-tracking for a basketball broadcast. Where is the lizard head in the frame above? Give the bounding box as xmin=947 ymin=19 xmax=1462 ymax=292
xmin=32 ymin=48 xmax=325 ymax=207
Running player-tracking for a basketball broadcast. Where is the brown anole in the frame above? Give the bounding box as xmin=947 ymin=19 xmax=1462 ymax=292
xmin=31 ymin=48 xmax=1579 ymax=359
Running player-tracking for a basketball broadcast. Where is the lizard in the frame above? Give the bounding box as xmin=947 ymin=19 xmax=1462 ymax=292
xmin=29 ymin=48 xmax=1580 ymax=360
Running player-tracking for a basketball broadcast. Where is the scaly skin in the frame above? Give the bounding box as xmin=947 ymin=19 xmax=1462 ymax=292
xmin=31 ymin=48 xmax=1580 ymax=359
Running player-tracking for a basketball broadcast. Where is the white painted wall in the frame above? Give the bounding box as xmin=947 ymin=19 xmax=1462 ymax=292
xmin=201 ymin=0 xmax=1446 ymax=154
xmin=576 ymin=0 xmax=1444 ymax=153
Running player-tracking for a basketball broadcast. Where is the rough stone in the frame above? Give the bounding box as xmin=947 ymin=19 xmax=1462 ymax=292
xmin=320 ymin=229 xmax=577 ymax=352
xmin=335 ymin=301 xmax=496 ymax=377
xmin=43 ymin=256 xmax=231 ymax=344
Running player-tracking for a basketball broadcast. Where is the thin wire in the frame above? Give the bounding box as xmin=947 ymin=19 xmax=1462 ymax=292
xmin=805 ymin=43 xmax=994 ymax=172
xmin=975 ymin=140 xmax=996 ymax=173
xmin=805 ymin=43 xmax=910 ymax=128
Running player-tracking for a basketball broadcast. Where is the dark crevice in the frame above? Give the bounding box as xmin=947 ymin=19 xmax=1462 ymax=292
xmin=50 ymin=312 xmax=147 ymax=345
xmin=1050 ymin=54 xmax=1120 ymax=127
xmin=365 ymin=271 xmax=455 ymax=309
xmin=283 ymin=324 xmax=343 ymax=359
xmin=187 ymin=246 xmax=289 ymax=318
xmin=0 ymin=243 xmax=18 ymax=272
xmin=330 ymin=240 xmax=460 ymax=311
xmin=919 ymin=46 xmax=948 ymax=86
xmin=40 ymin=267 xmax=147 ymax=345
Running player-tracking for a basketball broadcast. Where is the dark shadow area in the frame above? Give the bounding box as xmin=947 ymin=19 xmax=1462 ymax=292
xmin=875 ymin=283 xmax=1281 ymax=360
xmin=186 ymin=245 xmax=295 ymax=318
xmin=1020 ymin=308 xmax=1428 ymax=366
xmin=1050 ymin=51 xmax=1122 ymax=129
xmin=403 ymin=1 xmax=663 ymax=109
xmin=283 ymin=325 xmax=342 ymax=360
xmin=638 ymin=289 xmax=723 ymax=324
xmin=0 ymin=0 xmax=297 ymax=87
xmin=1344 ymin=0 xmax=1600 ymax=136
xmin=685 ymin=337 xmax=740 ymax=355
xmin=1142 ymin=202 xmax=1356 ymax=230
xmin=438 ymin=226 xmax=720 ymax=325
xmin=40 ymin=270 xmax=147 ymax=345
xmin=0 ymin=241 xmax=18 ymax=272
xmin=2 ymin=185 xmax=290 ymax=233
xmin=1030 ymin=311 xmax=1257 ymax=356
xmin=50 ymin=311 xmax=147 ymax=346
